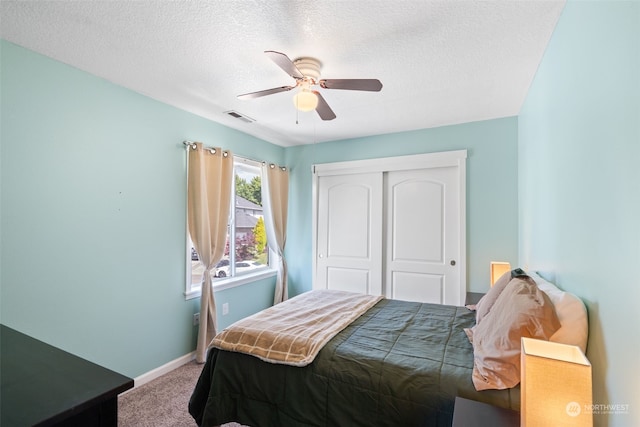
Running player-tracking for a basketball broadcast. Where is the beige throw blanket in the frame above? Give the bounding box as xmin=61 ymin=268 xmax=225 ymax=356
xmin=210 ymin=289 xmax=383 ymax=366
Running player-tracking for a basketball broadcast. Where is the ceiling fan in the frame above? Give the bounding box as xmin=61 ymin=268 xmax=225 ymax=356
xmin=237 ymin=51 xmax=383 ymax=121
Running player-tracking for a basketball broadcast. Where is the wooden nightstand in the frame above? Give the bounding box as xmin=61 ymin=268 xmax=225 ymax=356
xmin=452 ymin=397 xmax=520 ymax=427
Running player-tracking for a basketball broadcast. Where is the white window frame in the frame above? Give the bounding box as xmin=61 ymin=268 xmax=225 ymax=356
xmin=185 ymin=155 xmax=276 ymax=300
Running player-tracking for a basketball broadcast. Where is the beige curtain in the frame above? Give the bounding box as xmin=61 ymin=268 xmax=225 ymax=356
xmin=187 ymin=143 xmax=233 ymax=363
xmin=261 ymin=163 xmax=289 ymax=304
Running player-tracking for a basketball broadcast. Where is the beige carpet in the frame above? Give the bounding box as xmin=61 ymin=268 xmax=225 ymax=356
xmin=118 ymin=360 xmax=245 ymax=427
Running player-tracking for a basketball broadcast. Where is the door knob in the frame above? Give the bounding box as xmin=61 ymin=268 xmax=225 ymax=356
xmin=450 ymin=260 xmax=456 ymax=266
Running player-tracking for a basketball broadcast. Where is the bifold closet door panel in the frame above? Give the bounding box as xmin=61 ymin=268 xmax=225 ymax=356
xmin=315 ymin=172 xmax=383 ymax=295
xmin=385 ymin=167 xmax=462 ymax=305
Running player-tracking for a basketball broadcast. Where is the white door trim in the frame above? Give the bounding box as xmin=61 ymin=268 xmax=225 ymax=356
xmin=313 ymin=150 xmax=467 ymax=176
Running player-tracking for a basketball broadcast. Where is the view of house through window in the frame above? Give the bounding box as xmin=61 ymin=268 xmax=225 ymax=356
xmin=188 ymin=157 xmax=269 ymax=291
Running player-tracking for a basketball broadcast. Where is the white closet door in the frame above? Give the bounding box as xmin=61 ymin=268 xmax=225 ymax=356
xmin=385 ymin=167 xmax=461 ymax=305
xmin=315 ymin=173 xmax=383 ymax=295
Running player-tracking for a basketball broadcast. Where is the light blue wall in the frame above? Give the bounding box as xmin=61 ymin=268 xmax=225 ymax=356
xmin=0 ymin=40 xmax=282 ymax=377
xmin=518 ymin=2 xmax=639 ymax=426
xmin=285 ymin=117 xmax=519 ymax=296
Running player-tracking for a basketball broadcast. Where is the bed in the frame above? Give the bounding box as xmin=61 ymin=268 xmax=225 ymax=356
xmin=189 ymin=271 xmax=587 ymax=427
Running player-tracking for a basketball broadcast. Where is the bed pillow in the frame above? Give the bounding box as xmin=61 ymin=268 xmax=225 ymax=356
xmin=472 ymin=269 xmax=512 ymax=324
xmin=472 ymin=268 xmax=530 ymax=324
xmin=527 ymin=271 xmax=589 ymax=353
xmin=465 ymin=277 xmax=561 ymax=391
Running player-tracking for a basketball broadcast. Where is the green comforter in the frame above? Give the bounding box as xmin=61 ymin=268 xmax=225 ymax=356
xmin=189 ymin=298 xmax=519 ymax=427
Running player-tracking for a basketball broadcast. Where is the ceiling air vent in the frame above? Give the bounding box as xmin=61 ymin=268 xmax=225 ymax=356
xmin=225 ymin=110 xmax=255 ymax=123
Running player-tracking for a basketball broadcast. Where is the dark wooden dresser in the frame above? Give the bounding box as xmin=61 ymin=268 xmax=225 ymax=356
xmin=1 ymin=324 xmax=133 ymax=426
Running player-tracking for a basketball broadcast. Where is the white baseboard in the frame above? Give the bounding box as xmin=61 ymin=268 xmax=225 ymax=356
xmin=122 ymin=351 xmax=196 ymax=394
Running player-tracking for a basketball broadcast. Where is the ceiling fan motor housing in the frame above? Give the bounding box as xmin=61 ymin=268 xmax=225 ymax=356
xmin=293 ymin=57 xmax=322 ymax=82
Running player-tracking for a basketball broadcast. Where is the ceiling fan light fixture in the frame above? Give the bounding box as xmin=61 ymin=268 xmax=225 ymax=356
xmin=293 ymin=89 xmax=318 ymax=112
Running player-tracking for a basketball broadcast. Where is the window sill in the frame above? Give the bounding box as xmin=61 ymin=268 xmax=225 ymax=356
xmin=184 ymin=268 xmax=277 ymax=300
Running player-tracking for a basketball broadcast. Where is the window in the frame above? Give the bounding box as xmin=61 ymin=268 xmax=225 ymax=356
xmin=186 ymin=156 xmax=274 ymax=298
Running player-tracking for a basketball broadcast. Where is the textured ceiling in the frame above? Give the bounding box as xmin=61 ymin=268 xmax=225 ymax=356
xmin=0 ymin=0 xmax=565 ymax=147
